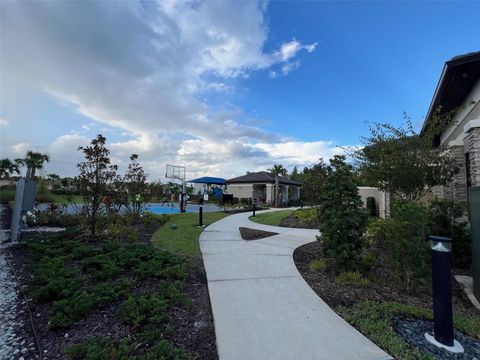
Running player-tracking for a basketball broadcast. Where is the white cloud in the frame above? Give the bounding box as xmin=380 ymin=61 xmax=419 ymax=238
xmin=282 ymin=61 xmax=300 ymax=76
xmin=0 ymin=1 xmax=334 ymax=179
xmin=10 ymin=143 xmax=30 ymax=156
xmin=278 ymin=39 xmax=317 ymax=62
xmin=256 ymin=141 xmax=345 ymax=166
xmin=0 ymin=118 xmax=8 ymax=127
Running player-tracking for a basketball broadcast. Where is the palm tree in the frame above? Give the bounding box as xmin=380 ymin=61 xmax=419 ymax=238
xmin=0 ymin=158 xmax=22 ymax=179
xmin=267 ymin=164 xmax=288 ymax=176
xmin=22 ymin=151 xmax=50 ymax=179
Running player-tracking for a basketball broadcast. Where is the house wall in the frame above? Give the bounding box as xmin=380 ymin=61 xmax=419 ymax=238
xmin=357 ymin=186 xmax=390 ymax=218
xmin=440 ymin=80 xmax=480 ymax=146
xmin=433 ymin=79 xmax=480 ymax=206
xmin=464 ymin=127 xmax=480 ymax=187
xmin=226 ymin=184 xmax=253 ymax=200
xmin=226 ymin=183 xmax=300 ymax=205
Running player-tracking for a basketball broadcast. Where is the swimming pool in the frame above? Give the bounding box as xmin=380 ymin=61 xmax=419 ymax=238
xmin=37 ymin=202 xmax=223 ymax=215
xmin=147 ymin=203 xmax=223 ymax=214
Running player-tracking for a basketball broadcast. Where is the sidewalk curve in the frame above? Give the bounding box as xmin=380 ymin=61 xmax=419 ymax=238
xmin=200 ymin=209 xmax=392 ymax=360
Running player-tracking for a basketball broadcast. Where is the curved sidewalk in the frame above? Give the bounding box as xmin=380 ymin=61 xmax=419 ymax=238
xmin=200 ymin=209 xmax=391 ymax=360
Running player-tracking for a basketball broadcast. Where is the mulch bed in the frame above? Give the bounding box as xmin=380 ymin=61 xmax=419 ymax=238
xmin=238 ymin=227 xmax=278 ymax=241
xmin=293 ymin=241 xmax=475 ymax=313
xmin=7 ymin=227 xmax=217 ymax=359
xmin=279 ymin=212 xmax=318 ymax=229
xmin=395 ymin=317 xmax=480 ymax=359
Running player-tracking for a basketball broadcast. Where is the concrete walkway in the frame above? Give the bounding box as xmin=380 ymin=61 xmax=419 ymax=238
xmin=200 ymin=208 xmax=392 ymax=360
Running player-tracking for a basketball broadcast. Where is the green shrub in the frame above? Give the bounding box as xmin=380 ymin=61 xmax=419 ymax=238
xmin=336 ymin=271 xmax=369 ymax=287
xmin=49 ymin=280 xmax=131 ymax=329
xmin=317 ymin=156 xmax=367 ymax=271
xmin=66 ymin=337 xmax=135 ymax=360
xmin=369 ymin=200 xmax=428 ymax=291
xmin=295 ymin=208 xmax=317 ymax=226
xmin=360 ymin=252 xmax=377 ymax=275
xmin=309 ymin=259 xmax=327 ymax=272
xmin=366 ymin=197 xmax=377 ymax=217
xmin=119 ymin=293 xmax=170 ymax=329
xmin=142 ymin=340 xmax=185 ymax=359
xmin=427 ymin=199 xmax=471 ymax=268
xmin=31 ymin=259 xmax=84 ymax=302
xmin=81 ymin=254 xmax=121 ymax=280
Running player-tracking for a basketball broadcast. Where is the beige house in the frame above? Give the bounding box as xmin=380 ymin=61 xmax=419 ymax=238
xmin=225 ymin=172 xmax=301 ymax=206
xmin=421 ymin=52 xmax=480 ymax=207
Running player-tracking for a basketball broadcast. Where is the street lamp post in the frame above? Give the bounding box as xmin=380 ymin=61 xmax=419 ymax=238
xmin=424 ymin=235 xmax=464 ymax=353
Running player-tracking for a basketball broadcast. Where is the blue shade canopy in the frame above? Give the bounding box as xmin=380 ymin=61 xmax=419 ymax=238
xmin=187 ymin=176 xmax=226 ymax=185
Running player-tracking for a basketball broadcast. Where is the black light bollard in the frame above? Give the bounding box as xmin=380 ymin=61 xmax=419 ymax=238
xmin=199 ymin=206 xmax=203 ymax=227
xmin=424 ymin=236 xmax=464 ymax=353
xmin=252 ymin=199 xmax=256 ymax=217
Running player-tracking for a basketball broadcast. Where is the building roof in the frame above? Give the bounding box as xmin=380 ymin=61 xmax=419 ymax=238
xmin=421 ymin=51 xmax=480 ymax=140
xmin=226 ymin=171 xmax=301 ymax=186
xmin=187 ymin=176 xmax=226 ymax=185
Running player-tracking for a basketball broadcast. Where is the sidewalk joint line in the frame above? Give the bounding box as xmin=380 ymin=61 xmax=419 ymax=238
xmin=208 ymin=275 xmax=298 ymax=283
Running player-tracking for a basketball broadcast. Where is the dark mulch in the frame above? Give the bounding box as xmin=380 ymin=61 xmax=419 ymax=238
xmin=7 ymin=232 xmax=217 ymax=360
xmin=168 ymin=256 xmax=217 ymax=359
xmin=394 ymin=317 xmax=480 ymax=359
xmin=238 ymin=227 xmax=278 ymax=241
xmin=279 ymin=212 xmax=318 ymax=229
xmin=293 ymin=241 xmax=475 ymax=314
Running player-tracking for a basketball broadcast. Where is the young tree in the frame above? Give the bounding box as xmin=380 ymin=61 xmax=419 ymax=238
xmin=21 ymin=151 xmax=50 ymax=179
xmin=267 ymin=164 xmax=288 ymax=176
xmin=300 ymin=159 xmax=328 ymax=205
xmin=318 ymin=155 xmax=367 ymax=271
xmin=123 ymin=154 xmax=149 ymax=218
xmin=353 ymin=116 xmax=458 ymax=200
xmin=76 ymin=134 xmax=118 ymax=237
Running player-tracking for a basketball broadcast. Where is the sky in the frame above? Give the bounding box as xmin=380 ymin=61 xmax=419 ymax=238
xmin=1 ymin=0 xmax=479 ymax=181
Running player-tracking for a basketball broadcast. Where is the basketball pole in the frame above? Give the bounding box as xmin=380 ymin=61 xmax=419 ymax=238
xmin=180 ymin=180 xmax=186 ymax=212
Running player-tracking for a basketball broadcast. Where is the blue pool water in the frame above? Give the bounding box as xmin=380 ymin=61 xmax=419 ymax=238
xmin=147 ymin=204 xmax=190 ymax=214
xmin=147 ymin=203 xmax=223 ymax=214
xmin=37 ymin=202 xmax=223 ymax=215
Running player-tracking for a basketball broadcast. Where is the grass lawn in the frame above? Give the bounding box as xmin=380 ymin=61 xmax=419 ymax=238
xmin=249 ymin=209 xmax=293 ymax=226
xmin=50 ymin=194 xmax=84 ymax=204
xmin=152 ymin=211 xmax=229 ymax=256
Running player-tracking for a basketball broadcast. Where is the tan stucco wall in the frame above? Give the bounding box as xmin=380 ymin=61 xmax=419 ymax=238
xmin=358 ymin=186 xmax=390 ymax=218
xmin=225 ymin=184 xmax=253 ymax=199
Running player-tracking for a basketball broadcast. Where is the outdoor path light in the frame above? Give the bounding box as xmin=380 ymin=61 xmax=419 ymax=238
xmin=252 ymin=199 xmax=256 ymax=217
xmin=424 ymin=235 xmax=464 ymax=353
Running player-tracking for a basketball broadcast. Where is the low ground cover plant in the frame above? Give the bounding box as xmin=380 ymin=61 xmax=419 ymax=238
xmin=335 ymin=271 xmax=369 ymax=287
xmin=309 ymin=259 xmax=327 ymax=272
xmin=339 ymin=301 xmax=480 ymax=360
xmin=294 ymin=208 xmax=318 ymax=226
xmin=23 ymin=221 xmax=189 ymax=358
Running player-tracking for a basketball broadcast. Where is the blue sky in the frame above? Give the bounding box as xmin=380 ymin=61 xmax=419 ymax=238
xmin=1 ymin=1 xmax=479 ymax=179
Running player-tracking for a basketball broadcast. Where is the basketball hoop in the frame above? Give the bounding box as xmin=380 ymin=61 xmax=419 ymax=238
xmin=166 ymin=165 xmax=187 ymax=212
xmin=166 ymin=164 xmax=186 ymax=181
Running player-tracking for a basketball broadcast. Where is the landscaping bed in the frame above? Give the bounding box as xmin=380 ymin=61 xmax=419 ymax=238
xmin=294 ymin=241 xmax=480 ymax=359
xmin=7 ymin=216 xmax=217 ymax=359
xmin=278 ymin=208 xmax=318 ymax=229
xmin=238 ymin=227 xmax=278 ymax=241
xmin=250 ymin=208 xmax=319 ymax=229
